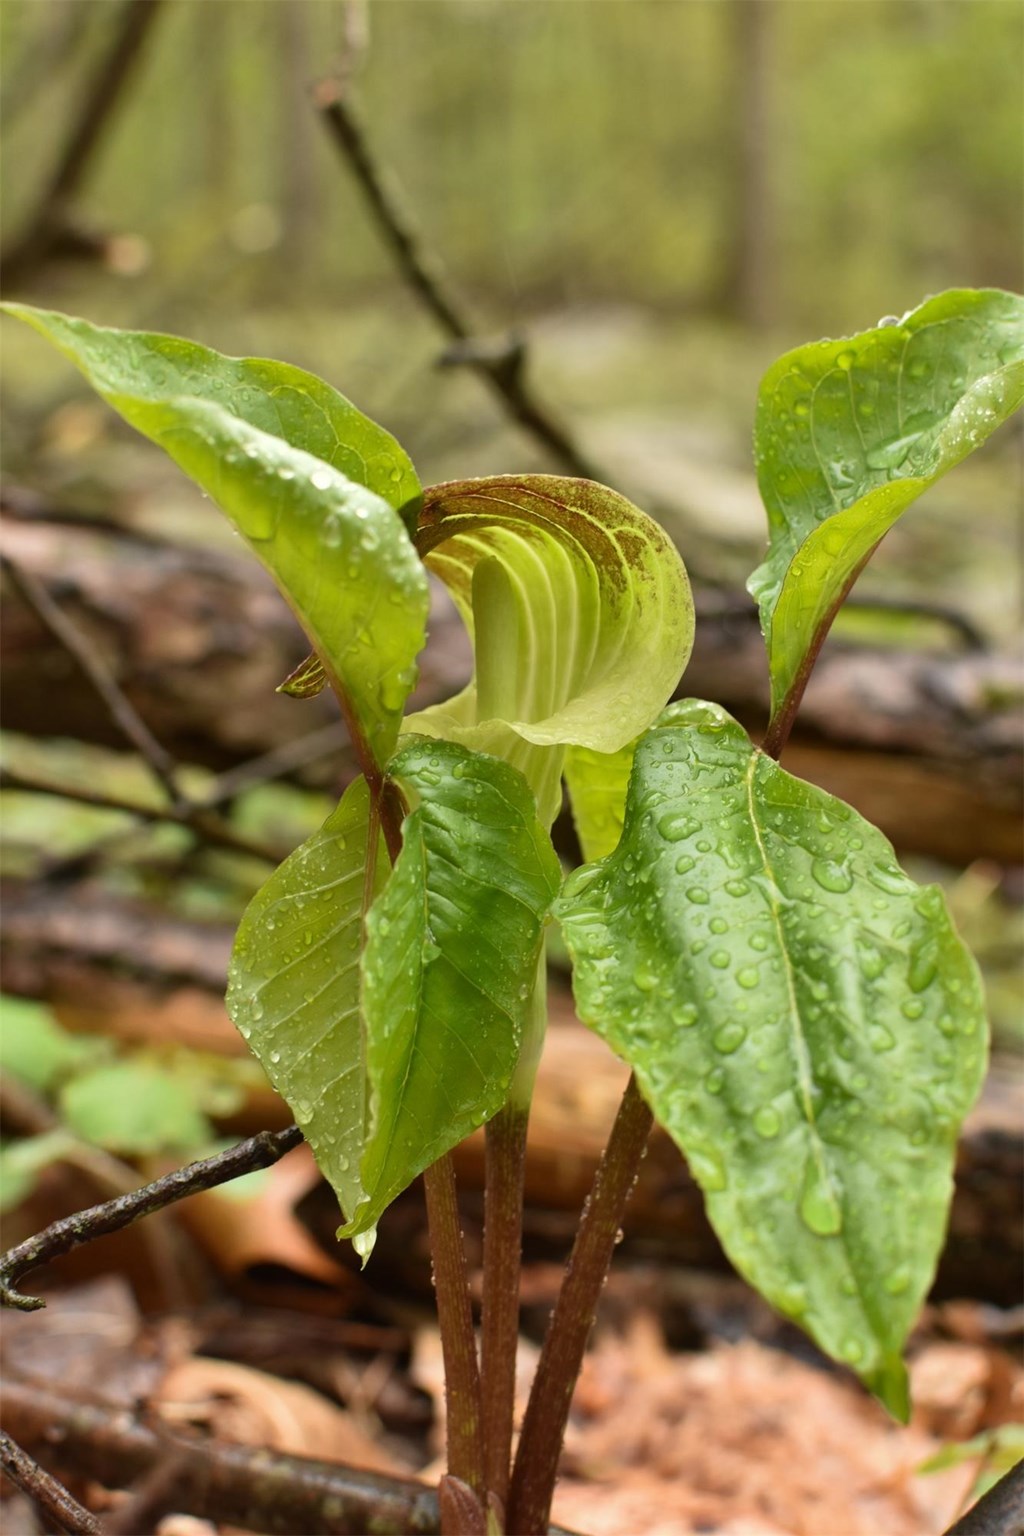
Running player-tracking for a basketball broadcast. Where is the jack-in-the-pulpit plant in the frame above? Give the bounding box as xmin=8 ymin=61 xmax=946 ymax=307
xmin=6 ymin=287 xmax=1022 ymax=1535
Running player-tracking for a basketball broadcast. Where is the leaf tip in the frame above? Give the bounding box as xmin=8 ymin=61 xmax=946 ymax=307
xmin=867 ymin=1354 xmax=911 ymax=1423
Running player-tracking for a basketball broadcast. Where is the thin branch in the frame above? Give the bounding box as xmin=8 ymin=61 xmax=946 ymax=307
xmin=4 ymin=556 xmax=180 ymax=800
xmin=0 ymin=764 xmax=284 ymax=866
xmin=1 ymin=0 xmax=164 ymax=288
xmin=315 ymin=80 xmax=602 ymax=483
xmin=3 ymin=556 xmax=289 ymax=864
xmin=0 ymin=1125 xmax=303 ymax=1312
xmin=942 ymin=1458 xmax=1024 ymax=1536
xmin=0 ymin=1430 xmax=100 ymax=1536
xmin=507 ymin=1074 xmax=654 ymax=1536
xmin=201 ymin=721 xmax=351 ymax=808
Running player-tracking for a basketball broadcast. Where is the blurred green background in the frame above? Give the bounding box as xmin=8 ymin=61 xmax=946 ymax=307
xmin=3 ymin=0 xmax=1022 ymax=624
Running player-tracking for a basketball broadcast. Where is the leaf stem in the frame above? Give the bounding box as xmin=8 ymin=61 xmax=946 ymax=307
xmin=481 ymin=1101 xmax=529 ymax=1512
xmin=761 ymin=545 xmax=877 ymax=762
xmin=422 ymin=1156 xmax=486 ymax=1519
xmin=506 ymin=1072 xmax=653 ymax=1536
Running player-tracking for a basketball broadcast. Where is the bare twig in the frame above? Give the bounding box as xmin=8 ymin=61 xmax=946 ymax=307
xmin=4 ymin=557 xmax=181 ymax=799
xmin=315 ymin=80 xmax=602 ymax=483
xmin=0 ymin=1125 xmax=303 ymax=1311
xmin=202 ymin=721 xmax=351 ymax=808
xmin=2 ymin=556 xmax=290 ymax=864
xmin=0 ymin=1429 xmax=100 ymax=1536
xmin=0 ymin=764 xmax=285 ymax=865
xmin=1 ymin=0 xmax=164 ymax=288
xmin=943 ymin=1458 xmax=1024 ymax=1536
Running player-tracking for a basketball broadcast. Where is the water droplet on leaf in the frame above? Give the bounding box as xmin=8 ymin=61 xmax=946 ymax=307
xmin=811 ymin=858 xmax=853 ymax=894
xmin=799 ymin=1161 xmax=843 ymax=1236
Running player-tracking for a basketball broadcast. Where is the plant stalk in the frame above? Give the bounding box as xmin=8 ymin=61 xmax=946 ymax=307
xmin=375 ymin=778 xmax=485 ymax=1528
xmin=422 ymin=1155 xmax=486 ymax=1523
xmin=506 ymin=1072 xmax=653 ymax=1536
xmin=480 ymin=1100 xmax=529 ymax=1511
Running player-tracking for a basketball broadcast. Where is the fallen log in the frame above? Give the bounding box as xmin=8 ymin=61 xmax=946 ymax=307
xmin=0 ymin=1376 xmax=441 ymax=1536
xmin=2 ymin=501 xmax=1021 ymax=863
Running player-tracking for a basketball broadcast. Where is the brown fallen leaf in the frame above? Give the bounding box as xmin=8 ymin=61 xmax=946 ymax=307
xmin=157 ymin=1356 xmax=406 ymax=1476
xmin=176 ymin=1143 xmax=359 ymax=1303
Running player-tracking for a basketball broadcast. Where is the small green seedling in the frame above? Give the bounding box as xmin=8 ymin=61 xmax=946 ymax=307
xmin=5 ymin=287 xmax=1021 ymax=1535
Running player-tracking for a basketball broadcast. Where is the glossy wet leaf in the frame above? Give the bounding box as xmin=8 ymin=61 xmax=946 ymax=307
xmin=749 ymin=289 xmax=1024 ymax=725
xmin=226 ymin=777 xmax=387 ymax=1235
xmin=344 ymin=737 xmax=561 ymax=1240
xmin=2 ymin=304 xmax=421 ymax=516
xmin=557 ymin=700 xmax=987 ymax=1415
xmin=407 ymin=476 xmax=693 ymax=824
xmin=3 ymin=306 xmax=429 ymax=768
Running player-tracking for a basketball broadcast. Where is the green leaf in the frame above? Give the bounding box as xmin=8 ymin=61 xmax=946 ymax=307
xmin=564 ymin=742 xmax=637 ymax=862
xmin=344 ymin=737 xmax=562 ymax=1240
xmin=2 ymin=305 xmax=429 ymax=768
xmin=1 ymin=304 xmax=421 ymax=516
xmin=227 ymin=777 xmax=388 ymax=1234
xmin=0 ymin=1131 xmax=78 ymax=1213
xmin=407 ymin=476 xmax=693 ymax=824
xmin=0 ymin=995 xmax=97 ymax=1093
xmin=59 ymin=1062 xmax=211 ymax=1154
xmin=750 ymin=289 xmax=1024 ymax=728
xmin=556 ymin=700 xmax=987 ymax=1416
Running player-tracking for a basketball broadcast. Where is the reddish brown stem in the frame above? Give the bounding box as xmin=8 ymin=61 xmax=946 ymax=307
xmin=422 ymin=1156 xmax=486 ymax=1519
xmin=506 ymin=1073 xmax=653 ymax=1535
xmin=481 ymin=1103 xmax=529 ymax=1507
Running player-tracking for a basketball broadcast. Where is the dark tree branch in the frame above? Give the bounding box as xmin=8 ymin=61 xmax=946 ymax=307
xmin=1 ymin=0 xmax=164 ymax=289
xmin=0 ymin=1429 xmax=101 ymax=1536
xmin=0 ymin=1378 xmax=581 ymax=1536
xmin=943 ymin=1459 xmax=1024 ymax=1536
xmin=315 ymin=80 xmax=602 ymax=483
xmin=0 ymin=1125 xmax=303 ymax=1312
xmin=1 ymin=1376 xmax=438 ymax=1536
